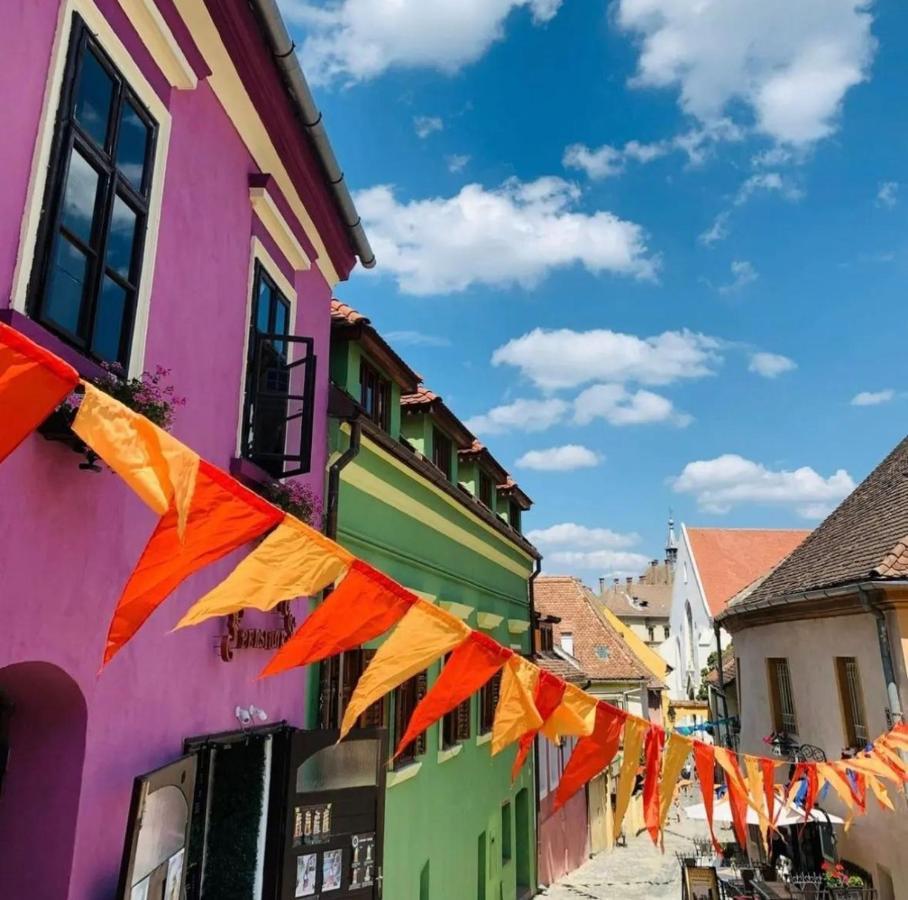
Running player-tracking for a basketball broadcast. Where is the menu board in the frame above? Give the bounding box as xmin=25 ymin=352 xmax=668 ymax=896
xmin=350 ymin=833 xmax=375 ymax=889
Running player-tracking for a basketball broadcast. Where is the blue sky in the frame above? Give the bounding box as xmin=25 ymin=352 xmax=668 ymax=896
xmin=282 ymin=0 xmax=907 ymax=577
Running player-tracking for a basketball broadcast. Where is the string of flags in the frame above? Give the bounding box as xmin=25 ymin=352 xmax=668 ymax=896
xmin=2 ymin=320 xmax=907 ymax=853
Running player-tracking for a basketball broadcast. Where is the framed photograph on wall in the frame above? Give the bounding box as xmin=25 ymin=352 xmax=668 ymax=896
xmin=684 ymin=865 xmax=720 ymax=900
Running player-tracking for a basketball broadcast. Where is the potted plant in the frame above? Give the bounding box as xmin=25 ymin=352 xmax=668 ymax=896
xmin=253 ymin=478 xmax=318 ymax=525
xmin=40 ymin=363 xmax=185 ymax=470
xmin=822 ymin=862 xmax=867 ymax=898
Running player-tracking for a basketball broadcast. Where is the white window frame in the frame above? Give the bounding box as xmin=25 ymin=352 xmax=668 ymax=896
xmin=234 ymin=236 xmax=298 ymax=459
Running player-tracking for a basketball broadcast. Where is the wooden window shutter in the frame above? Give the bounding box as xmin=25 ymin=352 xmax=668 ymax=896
xmin=415 ymin=671 xmax=428 ymax=755
xmin=319 ymin=655 xmax=340 ymax=729
xmin=456 ymin=696 xmax=472 ymax=741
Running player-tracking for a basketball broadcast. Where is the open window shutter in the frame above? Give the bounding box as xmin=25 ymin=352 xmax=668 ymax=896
xmin=359 ymin=650 xmax=387 ymax=728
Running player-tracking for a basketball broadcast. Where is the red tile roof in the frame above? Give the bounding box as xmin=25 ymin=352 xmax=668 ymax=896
xmin=723 ymin=435 xmax=908 ymax=618
xmin=687 ymin=527 xmax=810 ymax=617
xmin=400 ymin=385 xmax=439 ymax=407
xmin=535 ymin=651 xmax=588 ymax=685
xmin=330 ymin=299 xmax=368 ymax=325
xmin=534 ymin=576 xmax=657 ymax=683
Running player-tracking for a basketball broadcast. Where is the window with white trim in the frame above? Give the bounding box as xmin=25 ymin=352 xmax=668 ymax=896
xmin=29 ymin=14 xmax=157 ymax=367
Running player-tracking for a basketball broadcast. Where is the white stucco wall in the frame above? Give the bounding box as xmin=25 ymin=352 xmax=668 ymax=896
xmin=731 ymin=610 xmax=908 ymax=896
xmin=663 ymin=526 xmax=729 ymax=699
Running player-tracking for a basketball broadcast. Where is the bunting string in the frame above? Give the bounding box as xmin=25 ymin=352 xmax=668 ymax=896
xmin=2 ymin=323 xmax=907 ymax=850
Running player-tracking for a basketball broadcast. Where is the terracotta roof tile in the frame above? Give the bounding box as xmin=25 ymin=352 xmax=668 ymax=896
xmin=601 ymin=580 xmax=672 ymax=619
xmin=535 ymin=651 xmax=588 ymax=685
xmin=724 ymin=435 xmax=908 ymax=615
xmin=687 ymin=528 xmax=811 ymax=617
xmin=330 ymin=299 xmax=369 ymax=325
xmin=400 ymin=385 xmax=440 ymax=407
xmin=535 ymin=576 xmax=655 ymax=682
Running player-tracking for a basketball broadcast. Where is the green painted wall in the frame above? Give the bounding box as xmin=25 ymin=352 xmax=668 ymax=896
xmin=328 ymin=412 xmax=538 ymax=900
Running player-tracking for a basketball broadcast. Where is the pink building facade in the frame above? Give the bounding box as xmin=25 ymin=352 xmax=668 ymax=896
xmin=0 ymin=1 xmax=368 ymax=897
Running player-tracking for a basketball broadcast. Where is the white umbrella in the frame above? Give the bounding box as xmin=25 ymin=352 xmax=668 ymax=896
xmin=684 ymin=791 xmax=844 ymax=827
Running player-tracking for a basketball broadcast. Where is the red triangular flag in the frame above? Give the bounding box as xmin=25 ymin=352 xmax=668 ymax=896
xmin=104 ymin=461 xmax=282 ymax=665
xmin=554 ymin=703 xmax=626 ymax=810
xmin=394 ymin=631 xmax=511 ymax=758
xmin=261 ymin=560 xmax=418 ymax=678
xmin=512 ymin=670 xmax=566 ymax=780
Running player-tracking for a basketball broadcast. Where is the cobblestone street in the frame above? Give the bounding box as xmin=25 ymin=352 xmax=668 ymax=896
xmin=539 ymin=813 xmax=714 ymax=900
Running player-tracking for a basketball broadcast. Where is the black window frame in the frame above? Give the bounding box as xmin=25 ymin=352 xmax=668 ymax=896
xmin=28 ymin=14 xmax=158 ymax=368
xmin=432 ymin=427 xmax=452 ymax=480
xmin=479 ymin=470 xmax=494 ymax=508
xmin=508 ymin=500 xmax=522 ymax=532
xmin=479 ymin=670 xmax=502 ymax=735
xmin=241 ymin=261 xmax=316 ymax=479
xmin=360 ymin=358 xmax=391 ymax=431
xmin=393 ymin=672 xmax=427 ymax=768
xmin=441 ymin=654 xmax=472 ymax=749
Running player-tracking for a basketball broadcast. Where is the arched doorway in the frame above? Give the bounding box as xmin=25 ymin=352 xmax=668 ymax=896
xmin=0 ymin=661 xmax=87 ymax=899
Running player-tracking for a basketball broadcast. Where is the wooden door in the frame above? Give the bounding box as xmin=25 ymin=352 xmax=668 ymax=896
xmin=281 ymin=728 xmax=387 ymax=899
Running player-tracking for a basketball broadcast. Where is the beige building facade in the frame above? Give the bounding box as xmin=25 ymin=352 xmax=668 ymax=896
xmin=719 ymin=434 xmax=908 ymax=899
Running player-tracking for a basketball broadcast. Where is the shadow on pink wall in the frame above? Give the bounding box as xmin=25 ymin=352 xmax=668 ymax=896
xmin=0 ymin=661 xmax=87 ymax=900
xmin=538 ymin=788 xmax=590 ymax=886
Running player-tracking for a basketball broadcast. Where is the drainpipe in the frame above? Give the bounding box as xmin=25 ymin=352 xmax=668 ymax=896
xmin=857 ymin=587 xmax=904 ymax=728
xmin=325 ymin=419 xmax=361 ymax=541
xmin=306 ymin=415 xmax=360 ymax=730
xmin=527 ymin=555 xmax=542 ymax=896
xmin=714 ymin=622 xmax=731 ymax=749
xmin=251 ymin=0 xmax=376 ymax=269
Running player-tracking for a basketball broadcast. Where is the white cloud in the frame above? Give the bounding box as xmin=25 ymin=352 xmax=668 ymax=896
xmin=355 ymin=178 xmax=658 ymax=295
xmin=527 ymin=522 xmax=640 ymax=549
xmin=491 ymin=327 xmax=720 ymax=390
xmin=573 ymin=384 xmax=692 ymax=427
xmin=528 ymin=523 xmax=650 ymax=574
xmin=615 ymin=0 xmax=876 ymax=146
xmin=752 ymin=147 xmax=795 ymax=167
xmin=563 ymin=120 xmax=742 ymax=180
xmin=702 ymin=172 xmax=803 ymax=245
xmin=446 ymin=154 xmax=471 ymax=173
xmin=515 ymin=445 xmax=602 ymax=471
xmin=851 ymin=389 xmax=894 ymax=406
xmin=749 ymin=352 xmax=797 ymax=378
xmin=562 ymin=143 xmax=626 ymax=179
xmin=670 ymin=453 xmax=855 ymax=518
xmin=413 ymin=115 xmax=443 ymax=138
xmin=718 ymin=260 xmax=759 ymax=294
xmin=465 ymin=397 xmax=569 ymax=434
xmin=699 ymin=211 xmax=730 ymax=246
xmin=384 ymin=330 xmax=451 ymax=347
xmin=877 ymin=181 xmax=899 ymax=208
xmin=735 ymin=172 xmax=804 ymax=206
xmin=286 ymin=0 xmax=563 ymax=85
xmin=544 ymin=549 xmax=653 ymax=574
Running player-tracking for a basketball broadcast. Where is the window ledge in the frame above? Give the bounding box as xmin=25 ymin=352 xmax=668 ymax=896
xmin=387 ymin=761 xmax=422 ymax=787
xmin=437 ymin=744 xmax=464 ymax=765
xmin=1 ymin=309 xmax=106 ymax=381
xmin=476 ymin=732 xmax=492 ymax=747
xmin=229 ymin=456 xmax=274 ymax=488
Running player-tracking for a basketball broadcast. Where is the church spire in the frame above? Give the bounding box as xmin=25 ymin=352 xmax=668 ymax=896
xmin=665 ymin=511 xmax=678 ymax=567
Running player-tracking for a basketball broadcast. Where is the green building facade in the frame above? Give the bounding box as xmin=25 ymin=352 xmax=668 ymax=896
xmin=320 ymin=302 xmax=539 ymax=900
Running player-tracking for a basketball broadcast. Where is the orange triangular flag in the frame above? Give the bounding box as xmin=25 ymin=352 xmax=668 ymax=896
xmin=103 ymin=461 xmax=282 ymax=665
xmin=0 ymin=322 xmax=78 ymax=462
xmin=512 ymin=670 xmax=565 ymax=780
xmin=175 ymin=514 xmax=353 ymax=628
xmin=340 ymin=600 xmax=469 ymax=739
